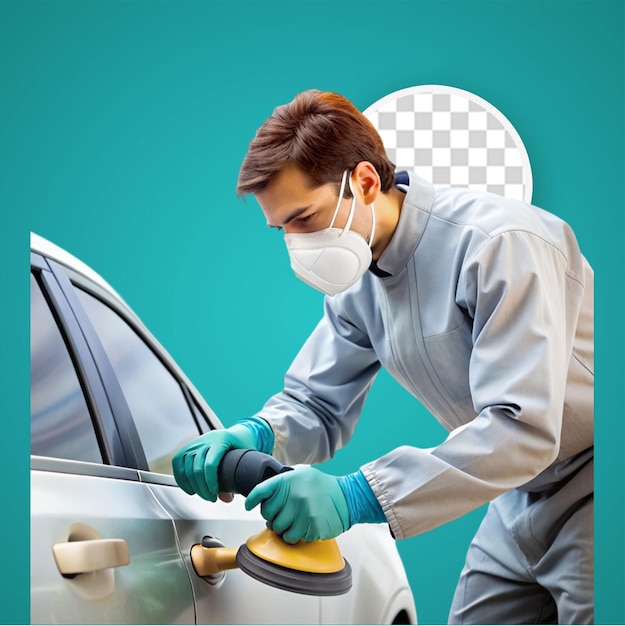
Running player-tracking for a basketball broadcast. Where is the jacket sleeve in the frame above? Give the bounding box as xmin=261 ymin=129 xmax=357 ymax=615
xmin=363 ymin=230 xmax=588 ymax=540
xmin=257 ymin=294 xmax=382 ymax=466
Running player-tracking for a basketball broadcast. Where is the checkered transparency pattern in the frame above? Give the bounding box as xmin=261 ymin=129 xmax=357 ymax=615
xmin=364 ymin=86 xmax=533 ymax=203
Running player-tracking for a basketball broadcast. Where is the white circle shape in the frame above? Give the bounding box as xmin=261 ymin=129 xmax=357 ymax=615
xmin=364 ymin=85 xmax=533 ymax=203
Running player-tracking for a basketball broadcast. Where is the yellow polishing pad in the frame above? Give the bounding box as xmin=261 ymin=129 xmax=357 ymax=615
xmin=245 ymin=528 xmax=346 ymax=574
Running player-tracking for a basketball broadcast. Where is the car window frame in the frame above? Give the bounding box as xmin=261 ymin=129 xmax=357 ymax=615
xmin=37 ymin=254 xmax=219 ymax=477
xmin=31 ymin=253 xmax=129 ymax=469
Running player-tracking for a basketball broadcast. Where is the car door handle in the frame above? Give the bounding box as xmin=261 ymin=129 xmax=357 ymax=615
xmin=53 ymin=538 xmax=130 ymax=576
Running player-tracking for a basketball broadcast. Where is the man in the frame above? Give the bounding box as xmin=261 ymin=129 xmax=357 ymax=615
xmin=173 ymin=90 xmax=594 ymax=624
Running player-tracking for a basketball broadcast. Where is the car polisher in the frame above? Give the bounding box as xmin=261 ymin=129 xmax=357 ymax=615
xmin=189 ymin=449 xmax=352 ymax=596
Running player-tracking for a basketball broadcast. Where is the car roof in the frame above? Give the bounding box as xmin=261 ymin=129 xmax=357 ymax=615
xmin=30 ymin=232 xmax=126 ymax=304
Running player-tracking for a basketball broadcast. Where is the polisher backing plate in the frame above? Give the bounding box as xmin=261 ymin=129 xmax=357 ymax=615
xmin=236 ymin=544 xmax=353 ymax=596
xmin=245 ymin=527 xmax=346 ymax=573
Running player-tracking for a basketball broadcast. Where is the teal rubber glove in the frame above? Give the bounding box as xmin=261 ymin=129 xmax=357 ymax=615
xmin=337 ymin=470 xmax=387 ymax=525
xmin=245 ymin=466 xmax=350 ymax=544
xmin=245 ymin=466 xmax=387 ymax=545
xmin=172 ymin=417 xmax=274 ymax=502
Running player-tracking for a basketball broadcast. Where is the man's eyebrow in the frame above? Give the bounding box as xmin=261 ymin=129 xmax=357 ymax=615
xmin=266 ymin=205 xmax=313 ymax=229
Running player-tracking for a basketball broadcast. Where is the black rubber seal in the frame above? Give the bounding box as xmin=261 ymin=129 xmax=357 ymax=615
xmin=236 ymin=544 xmax=352 ymax=596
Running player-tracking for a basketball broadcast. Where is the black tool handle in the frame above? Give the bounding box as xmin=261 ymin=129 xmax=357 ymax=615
xmin=217 ymin=449 xmax=293 ymax=497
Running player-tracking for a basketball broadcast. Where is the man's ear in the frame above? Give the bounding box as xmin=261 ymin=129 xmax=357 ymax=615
xmin=352 ymin=161 xmax=381 ymax=204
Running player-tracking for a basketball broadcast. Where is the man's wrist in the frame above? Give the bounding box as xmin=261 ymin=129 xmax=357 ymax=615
xmin=337 ymin=470 xmax=387 ymax=526
xmin=234 ymin=417 xmax=275 ymax=454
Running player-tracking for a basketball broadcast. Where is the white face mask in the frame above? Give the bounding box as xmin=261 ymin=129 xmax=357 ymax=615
xmin=284 ymin=170 xmax=376 ymax=296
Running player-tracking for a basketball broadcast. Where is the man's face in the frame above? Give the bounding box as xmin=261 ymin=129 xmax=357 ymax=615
xmin=256 ymin=165 xmax=372 ymax=241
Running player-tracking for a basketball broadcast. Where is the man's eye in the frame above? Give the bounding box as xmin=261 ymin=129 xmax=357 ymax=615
xmin=297 ymin=214 xmax=314 ymax=224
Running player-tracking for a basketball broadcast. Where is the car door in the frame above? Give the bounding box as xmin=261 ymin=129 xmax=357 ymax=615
xmin=31 ymin=257 xmax=197 ymax=624
xmin=32 ymin=251 xmax=320 ymax=624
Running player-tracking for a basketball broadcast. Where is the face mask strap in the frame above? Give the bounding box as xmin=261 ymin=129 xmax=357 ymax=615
xmin=326 ymin=169 xmax=375 ymax=247
xmin=343 ymin=172 xmax=358 ymax=233
xmin=329 ymin=170 xmax=350 ymax=229
xmin=368 ymin=202 xmax=376 ymax=247
xmin=343 ymin=171 xmax=375 ymax=247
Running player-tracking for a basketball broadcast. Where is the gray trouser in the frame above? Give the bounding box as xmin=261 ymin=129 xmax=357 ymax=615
xmin=449 ymin=452 xmax=594 ymax=625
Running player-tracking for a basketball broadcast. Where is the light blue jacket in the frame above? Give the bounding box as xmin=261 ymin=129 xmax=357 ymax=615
xmin=259 ymin=171 xmax=594 ymax=540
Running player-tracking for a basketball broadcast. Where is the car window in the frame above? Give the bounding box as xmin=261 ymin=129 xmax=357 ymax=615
xmin=30 ymin=272 xmax=103 ymax=463
xmin=75 ymin=287 xmax=200 ymax=474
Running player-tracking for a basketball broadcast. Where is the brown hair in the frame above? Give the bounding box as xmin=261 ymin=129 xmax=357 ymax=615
xmin=236 ymin=90 xmax=396 ymax=197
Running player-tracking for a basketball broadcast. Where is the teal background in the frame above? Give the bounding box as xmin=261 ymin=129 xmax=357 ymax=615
xmin=1 ymin=0 xmax=623 ymax=623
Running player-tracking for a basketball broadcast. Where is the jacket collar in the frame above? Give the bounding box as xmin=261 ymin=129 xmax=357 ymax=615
xmin=371 ymin=170 xmax=435 ymax=277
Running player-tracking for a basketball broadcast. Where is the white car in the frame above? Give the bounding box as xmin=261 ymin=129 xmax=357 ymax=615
xmin=30 ymin=232 xmax=417 ymax=625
